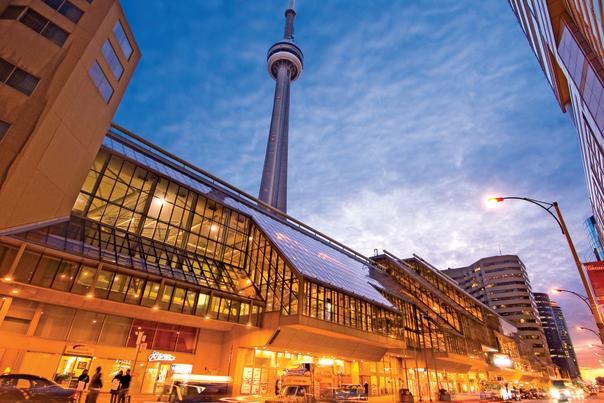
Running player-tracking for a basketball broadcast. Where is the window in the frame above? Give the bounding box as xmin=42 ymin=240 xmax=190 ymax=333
xmin=88 ymin=61 xmax=113 ymax=102
xmin=113 ymin=21 xmax=132 ymax=59
xmin=98 ymin=315 xmax=131 ymax=346
xmin=0 ymin=6 xmax=25 ymax=19
xmin=34 ymin=305 xmax=75 ymax=339
xmin=69 ymin=310 xmax=104 ymax=343
xmin=19 ymin=9 xmax=69 ymax=46
xmin=101 ymin=40 xmax=123 ymax=80
xmin=43 ymin=0 xmax=83 ymax=24
xmin=0 ymin=58 xmax=39 ymax=96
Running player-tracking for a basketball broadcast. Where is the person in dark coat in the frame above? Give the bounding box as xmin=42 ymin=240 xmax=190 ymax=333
xmin=86 ymin=367 xmax=102 ymax=403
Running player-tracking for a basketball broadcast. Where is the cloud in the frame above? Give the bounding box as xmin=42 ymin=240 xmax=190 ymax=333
xmin=116 ymin=0 xmax=599 ymax=370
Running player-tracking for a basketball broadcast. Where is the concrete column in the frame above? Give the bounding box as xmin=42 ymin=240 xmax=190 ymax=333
xmin=3 ymin=242 xmax=27 ymax=280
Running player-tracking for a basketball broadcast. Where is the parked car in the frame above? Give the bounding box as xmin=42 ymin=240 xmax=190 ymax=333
xmin=0 ymin=374 xmax=75 ymax=402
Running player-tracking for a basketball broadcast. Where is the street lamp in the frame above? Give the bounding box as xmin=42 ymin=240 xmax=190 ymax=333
xmin=551 ymin=288 xmax=592 ymax=312
xmin=487 ymin=196 xmax=604 ymax=344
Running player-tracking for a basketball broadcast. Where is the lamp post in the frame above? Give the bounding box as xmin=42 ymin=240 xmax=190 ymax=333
xmin=487 ymin=196 xmax=604 ymax=344
xmin=551 ymin=288 xmax=592 ymax=312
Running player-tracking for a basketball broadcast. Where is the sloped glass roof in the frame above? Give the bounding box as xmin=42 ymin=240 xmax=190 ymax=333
xmin=103 ymin=130 xmax=394 ymax=309
xmin=13 ymin=215 xmax=256 ymax=298
xmin=223 ymin=197 xmax=393 ymax=308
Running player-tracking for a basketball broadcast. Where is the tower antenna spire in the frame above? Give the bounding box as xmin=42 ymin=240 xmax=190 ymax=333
xmin=258 ymin=1 xmax=304 ymax=212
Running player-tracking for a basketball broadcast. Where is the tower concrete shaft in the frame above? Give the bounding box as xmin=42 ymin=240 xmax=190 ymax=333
xmin=258 ymin=2 xmax=303 ymax=213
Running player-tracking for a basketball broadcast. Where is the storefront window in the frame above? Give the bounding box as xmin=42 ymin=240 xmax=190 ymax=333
xmin=35 ymin=305 xmax=75 ymax=339
xmin=69 ymin=310 xmax=105 ymax=343
xmin=99 ymin=315 xmax=132 ymax=346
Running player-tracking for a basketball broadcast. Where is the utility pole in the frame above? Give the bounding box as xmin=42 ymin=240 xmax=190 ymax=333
xmin=553 ymin=202 xmax=604 ymax=344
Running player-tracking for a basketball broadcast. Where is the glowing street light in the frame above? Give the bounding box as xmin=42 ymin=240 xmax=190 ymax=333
xmin=551 ymin=288 xmax=592 ymax=312
xmin=486 ymin=195 xmax=604 ymax=344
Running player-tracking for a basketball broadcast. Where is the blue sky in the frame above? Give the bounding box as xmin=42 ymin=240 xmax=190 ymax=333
xmin=116 ymin=1 xmax=600 ymax=371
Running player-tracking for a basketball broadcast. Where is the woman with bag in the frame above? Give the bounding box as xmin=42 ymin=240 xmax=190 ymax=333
xmin=86 ymin=367 xmax=103 ymax=403
xmin=110 ymin=370 xmax=123 ymax=403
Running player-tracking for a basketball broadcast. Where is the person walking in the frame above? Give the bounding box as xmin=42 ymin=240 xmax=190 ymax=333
xmin=117 ymin=368 xmax=131 ymax=403
xmin=110 ymin=370 xmax=123 ymax=403
xmin=75 ymin=369 xmax=89 ymax=403
xmin=85 ymin=367 xmax=102 ymax=403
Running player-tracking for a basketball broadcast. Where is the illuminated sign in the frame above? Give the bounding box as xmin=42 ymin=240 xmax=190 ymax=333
xmin=148 ymin=351 xmax=175 ymax=362
xmin=491 ymin=353 xmax=512 ymax=368
xmin=171 ymin=364 xmax=193 ymax=374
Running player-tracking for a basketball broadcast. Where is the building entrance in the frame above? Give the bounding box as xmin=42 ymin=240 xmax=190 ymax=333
xmin=55 ymin=355 xmax=92 ymax=387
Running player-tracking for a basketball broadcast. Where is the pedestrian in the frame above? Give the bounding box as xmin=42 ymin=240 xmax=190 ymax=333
xmin=110 ymin=370 xmax=123 ymax=403
xmin=85 ymin=367 xmax=102 ymax=403
xmin=363 ymin=382 xmax=369 ymax=396
xmin=76 ymin=369 xmax=89 ymax=403
xmin=118 ymin=368 xmax=131 ymax=403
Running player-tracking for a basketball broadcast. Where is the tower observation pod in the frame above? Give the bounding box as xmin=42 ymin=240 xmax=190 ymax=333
xmin=258 ymin=0 xmax=304 ymax=213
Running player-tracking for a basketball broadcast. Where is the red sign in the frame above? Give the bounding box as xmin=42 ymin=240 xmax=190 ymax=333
xmin=584 ymin=261 xmax=604 ymax=305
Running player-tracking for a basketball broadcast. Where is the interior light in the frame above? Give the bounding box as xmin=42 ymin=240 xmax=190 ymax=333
xmin=152 ymin=306 xmax=159 ymax=311
xmin=3 ymin=276 xmax=12 ymax=282
xmin=86 ymin=294 xmax=94 ymax=298
xmin=10 ymin=290 xmax=18 ymax=295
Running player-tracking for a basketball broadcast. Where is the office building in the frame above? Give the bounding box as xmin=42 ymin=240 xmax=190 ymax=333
xmin=0 ymin=1 xmax=552 ymax=399
xmin=508 ymin=0 xmax=604 ymax=253
xmin=534 ymin=292 xmax=581 ymax=379
xmin=444 ymin=256 xmax=553 ymax=367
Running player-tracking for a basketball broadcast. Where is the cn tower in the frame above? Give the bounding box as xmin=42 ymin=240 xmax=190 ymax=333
xmin=258 ymin=0 xmax=304 ymax=213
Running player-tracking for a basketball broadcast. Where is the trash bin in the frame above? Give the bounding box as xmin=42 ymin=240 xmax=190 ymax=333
xmin=438 ymin=389 xmax=451 ymax=401
xmin=399 ymin=388 xmax=414 ymax=403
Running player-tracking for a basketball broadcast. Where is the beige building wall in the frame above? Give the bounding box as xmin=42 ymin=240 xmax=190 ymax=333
xmin=0 ymin=0 xmax=139 ymax=233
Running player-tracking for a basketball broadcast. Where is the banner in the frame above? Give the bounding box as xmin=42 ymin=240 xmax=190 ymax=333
xmin=584 ymin=261 xmax=604 ymax=306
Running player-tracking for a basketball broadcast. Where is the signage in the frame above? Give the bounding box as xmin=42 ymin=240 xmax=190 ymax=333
xmin=585 ymin=261 xmax=604 ymax=307
xmin=241 ymin=367 xmax=253 ymax=394
xmin=148 ymin=351 xmax=176 ymax=362
xmin=171 ymin=364 xmax=192 ymax=374
xmin=282 ymin=375 xmax=312 ymax=386
xmin=490 ymin=353 xmax=512 ymax=368
xmin=64 ymin=344 xmax=94 ymax=357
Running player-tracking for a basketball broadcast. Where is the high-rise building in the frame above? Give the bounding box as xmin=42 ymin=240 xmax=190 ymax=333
xmin=0 ymin=0 xmax=139 ymax=233
xmin=534 ymin=292 xmax=581 ymax=379
xmin=444 ymin=256 xmax=552 ymax=364
xmin=0 ymin=1 xmax=553 ymax=399
xmin=507 ymin=0 xmax=604 ymax=249
xmin=552 ymin=299 xmax=581 ymax=378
